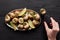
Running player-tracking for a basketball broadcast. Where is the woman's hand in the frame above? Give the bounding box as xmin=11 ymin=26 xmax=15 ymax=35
xmin=44 ymin=17 xmax=59 ymax=40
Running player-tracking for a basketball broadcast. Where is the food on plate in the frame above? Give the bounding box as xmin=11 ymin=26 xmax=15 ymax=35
xmin=14 ymin=11 xmax=20 ymax=17
xmin=5 ymin=15 xmax=10 ymax=22
xmin=28 ymin=20 xmax=35 ymax=29
xmin=34 ymin=14 xmax=40 ymax=20
xmin=17 ymin=24 xmax=24 ymax=29
xmin=10 ymin=22 xmax=18 ymax=30
xmin=18 ymin=8 xmax=26 ymax=16
xmin=23 ymin=22 xmax=29 ymax=29
xmin=18 ymin=18 xmax=24 ymax=23
xmin=8 ymin=12 xmax=16 ymax=18
xmin=12 ymin=18 xmax=18 ymax=23
xmin=23 ymin=12 xmax=29 ymax=20
xmin=32 ymin=20 xmax=40 ymax=25
xmin=5 ymin=8 xmax=41 ymax=31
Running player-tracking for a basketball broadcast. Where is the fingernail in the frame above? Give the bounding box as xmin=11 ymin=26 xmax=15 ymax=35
xmin=50 ymin=17 xmax=53 ymax=20
xmin=50 ymin=17 xmax=52 ymax=19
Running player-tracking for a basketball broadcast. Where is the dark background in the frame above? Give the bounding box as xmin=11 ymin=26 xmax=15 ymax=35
xmin=0 ymin=0 xmax=60 ymax=40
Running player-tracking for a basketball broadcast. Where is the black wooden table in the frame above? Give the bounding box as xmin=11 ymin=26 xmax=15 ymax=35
xmin=0 ymin=0 xmax=60 ymax=40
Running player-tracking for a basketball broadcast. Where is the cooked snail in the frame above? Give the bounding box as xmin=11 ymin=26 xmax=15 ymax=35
xmin=18 ymin=18 xmax=24 ymax=23
xmin=8 ymin=12 xmax=15 ymax=18
xmin=23 ymin=22 xmax=29 ymax=29
xmin=14 ymin=10 xmax=20 ymax=17
xmin=32 ymin=20 xmax=40 ymax=25
xmin=17 ymin=24 xmax=24 ymax=29
xmin=40 ymin=8 xmax=46 ymax=15
xmin=5 ymin=15 xmax=10 ymax=22
xmin=34 ymin=14 xmax=40 ymax=20
xmin=23 ymin=12 xmax=28 ymax=20
xmin=12 ymin=18 xmax=18 ymax=23
xmin=28 ymin=14 xmax=33 ymax=18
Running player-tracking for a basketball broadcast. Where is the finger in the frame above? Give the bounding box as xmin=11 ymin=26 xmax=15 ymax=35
xmin=44 ymin=21 xmax=49 ymax=31
xmin=56 ymin=22 xmax=59 ymax=28
xmin=55 ymin=22 xmax=59 ymax=31
xmin=54 ymin=22 xmax=59 ymax=29
xmin=50 ymin=17 xmax=56 ymax=22
xmin=52 ymin=22 xmax=59 ymax=32
xmin=50 ymin=17 xmax=57 ymax=28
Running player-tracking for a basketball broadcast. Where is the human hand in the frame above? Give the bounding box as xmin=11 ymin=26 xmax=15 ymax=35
xmin=44 ymin=17 xmax=59 ymax=40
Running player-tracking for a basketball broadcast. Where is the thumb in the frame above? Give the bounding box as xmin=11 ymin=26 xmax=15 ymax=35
xmin=44 ymin=21 xmax=49 ymax=31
